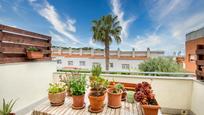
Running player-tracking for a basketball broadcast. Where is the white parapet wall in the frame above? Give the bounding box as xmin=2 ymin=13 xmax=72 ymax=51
xmin=191 ymin=80 xmax=204 ymax=115
xmin=53 ymin=72 xmax=197 ymax=114
xmin=0 ymin=61 xmax=56 ymax=114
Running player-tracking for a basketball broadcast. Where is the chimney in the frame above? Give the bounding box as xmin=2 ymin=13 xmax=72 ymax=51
xmin=69 ymin=47 xmax=72 ymax=55
xmin=117 ymin=48 xmax=120 ymax=58
xmin=132 ymin=48 xmax=135 ymax=57
xmin=91 ymin=48 xmax=94 ymax=56
xmin=147 ymin=48 xmax=150 ymax=58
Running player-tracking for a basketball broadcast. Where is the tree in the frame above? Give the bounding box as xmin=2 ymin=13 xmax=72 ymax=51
xmin=139 ymin=57 xmax=183 ymax=72
xmin=92 ymin=15 xmax=122 ymax=71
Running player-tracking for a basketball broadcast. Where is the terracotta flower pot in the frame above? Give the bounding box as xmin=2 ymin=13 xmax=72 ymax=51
xmin=72 ymin=95 xmax=85 ymax=109
xmin=121 ymin=90 xmax=127 ymax=101
xmin=67 ymin=90 xmax=72 ymax=96
xmin=88 ymin=93 xmax=105 ymax=112
xmin=27 ymin=51 xmax=43 ymax=59
xmin=9 ymin=113 xmax=15 ymax=115
xmin=107 ymin=88 xmax=122 ymax=108
xmin=48 ymin=91 xmax=66 ymax=106
xmin=141 ymin=104 xmax=160 ymax=115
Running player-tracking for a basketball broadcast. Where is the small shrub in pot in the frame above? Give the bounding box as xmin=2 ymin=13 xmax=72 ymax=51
xmin=70 ymin=75 xmax=86 ymax=109
xmin=107 ymin=84 xmax=123 ymax=108
xmin=48 ymin=83 xmax=66 ymax=106
xmin=88 ymin=65 xmax=109 ymax=113
xmin=114 ymin=83 xmax=127 ymax=101
xmin=26 ymin=47 xmax=43 ymax=59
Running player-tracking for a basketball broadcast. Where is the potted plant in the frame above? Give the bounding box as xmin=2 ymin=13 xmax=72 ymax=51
xmin=0 ymin=99 xmax=17 ymax=115
xmin=107 ymin=83 xmax=123 ymax=108
xmin=48 ymin=83 xmax=66 ymax=106
xmin=127 ymin=91 xmax=135 ymax=103
xmin=114 ymin=83 xmax=127 ymax=101
xmin=134 ymin=82 xmax=160 ymax=115
xmin=70 ymin=75 xmax=86 ymax=109
xmin=59 ymin=73 xmax=74 ymax=96
xmin=88 ymin=65 xmax=109 ymax=113
xmin=26 ymin=47 xmax=43 ymax=59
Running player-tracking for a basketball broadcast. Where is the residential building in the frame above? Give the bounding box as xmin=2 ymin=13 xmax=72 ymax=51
xmin=185 ymin=27 xmax=204 ymax=72
xmin=52 ymin=47 xmax=164 ymax=71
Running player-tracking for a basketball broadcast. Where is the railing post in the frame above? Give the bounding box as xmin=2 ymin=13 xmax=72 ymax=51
xmin=91 ymin=48 xmax=94 ymax=56
xmin=80 ymin=48 xmax=82 ymax=56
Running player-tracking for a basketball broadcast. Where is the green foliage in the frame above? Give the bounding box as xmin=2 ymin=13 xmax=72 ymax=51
xmin=0 ymin=99 xmax=17 ymax=115
xmin=114 ymin=83 xmax=124 ymax=90
xmin=139 ymin=57 xmax=183 ymax=72
xmin=48 ymin=83 xmax=66 ymax=94
xmin=27 ymin=47 xmax=39 ymax=52
xmin=70 ymin=75 xmax=86 ymax=96
xmin=112 ymin=83 xmax=123 ymax=94
xmin=91 ymin=65 xmax=102 ymax=77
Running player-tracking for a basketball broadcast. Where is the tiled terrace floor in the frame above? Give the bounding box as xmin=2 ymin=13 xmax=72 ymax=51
xmin=31 ymin=94 xmax=144 ymax=115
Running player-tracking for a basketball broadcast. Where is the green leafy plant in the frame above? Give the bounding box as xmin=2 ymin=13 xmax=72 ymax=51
xmin=27 ymin=47 xmax=40 ymax=52
xmin=112 ymin=83 xmax=123 ymax=94
xmin=48 ymin=83 xmax=66 ymax=94
xmin=0 ymin=99 xmax=17 ymax=115
xmin=139 ymin=57 xmax=183 ymax=73
xmin=89 ymin=75 xmax=109 ymax=96
xmin=91 ymin=65 xmax=102 ymax=77
xmin=70 ymin=75 xmax=86 ymax=96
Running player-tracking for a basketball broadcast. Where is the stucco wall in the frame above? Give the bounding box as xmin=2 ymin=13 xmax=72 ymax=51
xmin=191 ymin=81 xmax=204 ymax=115
xmin=0 ymin=61 xmax=56 ymax=112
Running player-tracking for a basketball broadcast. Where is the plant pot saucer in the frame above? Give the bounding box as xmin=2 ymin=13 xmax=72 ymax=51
xmin=88 ymin=104 xmax=104 ymax=113
xmin=72 ymin=103 xmax=85 ymax=110
xmin=50 ymin=101 xmax=64 ymax=106
xmin=108 ymin=104 xmax=121 ymax=109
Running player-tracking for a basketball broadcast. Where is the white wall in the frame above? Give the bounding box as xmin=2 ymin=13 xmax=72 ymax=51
xmin=0 ymin=61 xmax=56 ymax=112
xmin=191 ymin=81 xmax=204 ymax=115
xmin=54 ymin=57 xmax=143 ymax=72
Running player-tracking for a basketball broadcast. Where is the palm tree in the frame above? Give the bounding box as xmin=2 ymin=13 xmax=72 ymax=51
xmin=92 ymin=15 xmax=122 ymax=71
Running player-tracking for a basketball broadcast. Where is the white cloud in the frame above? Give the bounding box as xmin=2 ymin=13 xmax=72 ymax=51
xmin=130 ymin=34 xmax=162 ymax=50
xmin=49 ymin=31 xmax=65 ymax=42
xmin=29 ymin=0 xmax=80 ymax=43
xmin=111 ymin=0 xmax=135 ymax=40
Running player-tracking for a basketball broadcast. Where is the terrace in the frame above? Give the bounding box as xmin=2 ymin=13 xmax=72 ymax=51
xmin=0 ymin=25 xmax=204 ymax=115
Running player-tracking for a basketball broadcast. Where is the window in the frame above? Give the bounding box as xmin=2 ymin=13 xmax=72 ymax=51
xmin=57 ymin=60 xmax=62 ymax=64
xmin=122 ymin=64 xmax=130 ymax=70
xmin=80 ymin=61 xmax=85 ymax=66
xmin=110 ymin=63 xmax=113 ymax=68
xmin=189 ymin=54 xmax=196 ymax=62
xmin=68 ymin=61 xmax=73 ymax=65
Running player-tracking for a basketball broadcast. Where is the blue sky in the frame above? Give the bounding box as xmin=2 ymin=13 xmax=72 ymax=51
xmin=0 ymin=0 xmax=204 ymax=55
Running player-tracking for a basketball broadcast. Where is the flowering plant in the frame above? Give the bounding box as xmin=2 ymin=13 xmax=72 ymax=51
xmin=134 ymin=82 xmax=157 ymax=105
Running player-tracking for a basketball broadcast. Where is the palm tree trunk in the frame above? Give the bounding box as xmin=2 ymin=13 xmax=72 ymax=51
xmin=105 ymin=39 xmax=109 ymax=71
